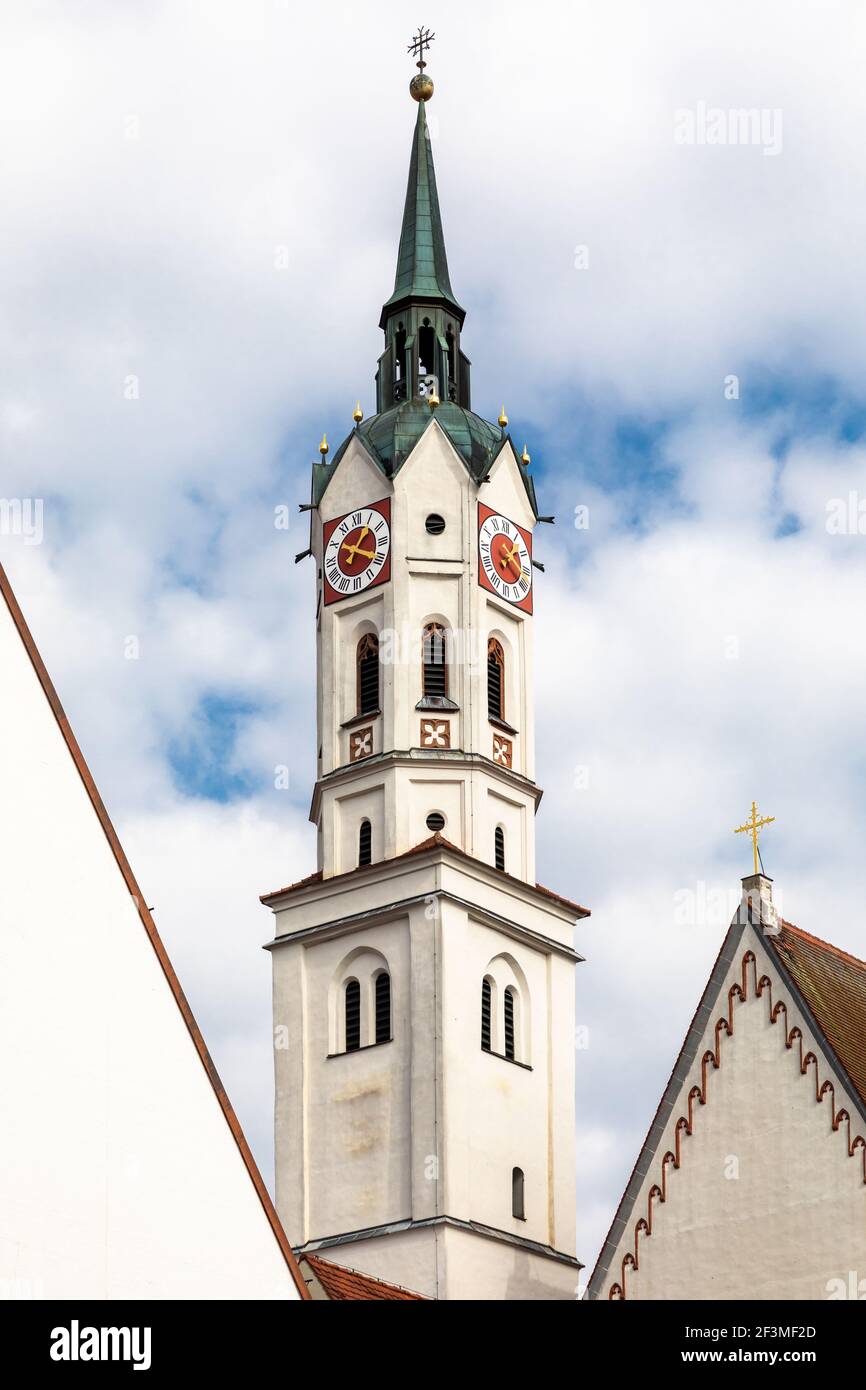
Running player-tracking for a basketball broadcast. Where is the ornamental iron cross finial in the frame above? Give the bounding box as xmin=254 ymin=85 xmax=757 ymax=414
xmin=408 ymin=26 xmax=435 ymax=70
xmin=734 ymin=800 xmax=776 ymax=875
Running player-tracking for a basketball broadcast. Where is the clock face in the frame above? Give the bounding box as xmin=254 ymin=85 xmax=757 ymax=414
xmin=323 ymin=498 xmax=392 ymax=605
xmin=477 ymin=503 xmax=533 ymax=612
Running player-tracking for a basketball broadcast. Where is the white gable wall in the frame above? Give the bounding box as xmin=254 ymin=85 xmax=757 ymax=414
xmin=593 ymin=923 xmax=866 ymax=1300
xmin=0 ymin=585 xmax=301 ymax=1299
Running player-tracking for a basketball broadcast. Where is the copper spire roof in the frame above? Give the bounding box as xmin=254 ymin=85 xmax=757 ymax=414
xmin=380 ymin=98 xmax=464 ymax=325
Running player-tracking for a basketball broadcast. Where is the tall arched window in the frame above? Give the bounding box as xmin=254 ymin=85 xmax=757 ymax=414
xmin=375 ymin=972 xmax=391 ymax=1044
xmin=358 ymin=819 xmax=372 ymax=867
xmin=345 ymin=980 xmax=361 ymax=1052
xmin=504 ymin=986 xmax=516 ymax=1061
xmin=494 ymin=826 xmax=505 ymax=872
xmin=481 ymin=978 xmax=492 ymax=1052
xmin=488 ymin=638 xmax=504 ymax=721
xmin=357 ymin=634 xmax=380 ymax=715
xmin=512 ymin=1167 xmax=525 ymax=1220
xmin=422 ymin=623 xmax=448 ymax=699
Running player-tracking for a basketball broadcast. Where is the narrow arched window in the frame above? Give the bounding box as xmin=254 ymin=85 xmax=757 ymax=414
xmin=481 ymin=978 xmax=492 ymax=1052
xmin=422 ymin=623 xmax=448 ymax=699
xmin=375 ymin=972 xmax=391 ymax=1044
xmin=419 ymin=319 xmax=435 ymax=378
xmin=512 ymin=1167 xmax=525 ymax=1220
xmin=358 ymin=819 xmax=372 ymax=867
xmin=345 ymin=980 xmax=361 ymax=1052
xmin=504 ymin=986 xmax=516 ymax=1061
xmin=494 ymin=826 xmax=505 ymax=872
xmin=488 ymin=638 xmax=504 ymax=721
xmin=357 ymin=634 xmax=379 ymax=715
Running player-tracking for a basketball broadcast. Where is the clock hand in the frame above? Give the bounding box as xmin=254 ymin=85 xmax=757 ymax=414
xmin=341 ymin=528 xmax=374 ymax=563
xmin=499 ymin=542 xmax=522 ymax=577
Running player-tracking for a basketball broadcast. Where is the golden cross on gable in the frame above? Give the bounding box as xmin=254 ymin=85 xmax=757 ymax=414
xmin=734 ymin=800 xmax=776 ymax=875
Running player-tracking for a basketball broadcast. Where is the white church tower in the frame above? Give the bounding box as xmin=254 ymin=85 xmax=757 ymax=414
xmin=262 ymin=41 xmax=588 ymax=1301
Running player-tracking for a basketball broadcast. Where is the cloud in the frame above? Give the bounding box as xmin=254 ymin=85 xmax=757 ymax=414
xmin=4 ymin=0 xmax=866 ymax=1280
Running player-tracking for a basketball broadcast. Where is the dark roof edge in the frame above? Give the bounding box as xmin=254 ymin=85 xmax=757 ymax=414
xmin=584 ymin=916 xmax=746 ymax=1300
xmin=766 ymin=925 xmax=866 ymax=1128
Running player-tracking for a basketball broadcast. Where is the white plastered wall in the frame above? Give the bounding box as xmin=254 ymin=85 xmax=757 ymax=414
xmin=312 ymin=423 xmax=539 ymax=883
xmin=0 ymin=590 xmax=300 ymax=1300
xmin=596 ymin=926 xmax=866 ymax=1301
xmin=270 ymin=848 xmax=580 ymax=1300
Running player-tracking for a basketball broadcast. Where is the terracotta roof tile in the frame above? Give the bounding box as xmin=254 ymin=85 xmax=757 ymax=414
xmin=262 ymin=833 xmax=589 ymax=917
xmin=302 ymin=1254 xmax=426 ymax=1300
xmin=767 ymin=920 xmax=866 ymax=1109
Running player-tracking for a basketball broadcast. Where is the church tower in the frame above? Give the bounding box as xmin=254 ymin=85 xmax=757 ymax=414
xmin=263 ymin=40 xmax=588 ymax=1301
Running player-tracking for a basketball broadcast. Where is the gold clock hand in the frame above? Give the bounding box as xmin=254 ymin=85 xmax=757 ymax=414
xmin=341 ymin=526 xmax=373 ymax=563
xmin=499 ymin=542 xmax=522 ymax=577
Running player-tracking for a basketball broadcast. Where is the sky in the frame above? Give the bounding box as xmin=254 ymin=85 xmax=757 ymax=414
xmin=3 ymin=0 xmax=866 ymax=1282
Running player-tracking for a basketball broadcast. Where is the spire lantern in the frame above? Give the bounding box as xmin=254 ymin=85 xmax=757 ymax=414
xmin=374 ymin=34 xmax=471 ymax=417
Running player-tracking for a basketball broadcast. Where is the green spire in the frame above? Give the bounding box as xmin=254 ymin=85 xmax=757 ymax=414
xmin=381 ymin=100 xmax=464 ymax=325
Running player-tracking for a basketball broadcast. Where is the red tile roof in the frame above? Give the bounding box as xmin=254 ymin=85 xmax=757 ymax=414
xmin=767 ymin=920 xmax=866 ymax=1109
xmin=302 ymin=1254 xmax=427 ymax=1300
xmin=262 ymin=832 xmax=590 ymax=917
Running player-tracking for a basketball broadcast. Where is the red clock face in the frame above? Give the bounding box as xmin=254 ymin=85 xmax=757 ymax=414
xmin=477 ymin=502 xmax=533 ymax=613
xmin=323 ymin=498 xmax=392 ymax=605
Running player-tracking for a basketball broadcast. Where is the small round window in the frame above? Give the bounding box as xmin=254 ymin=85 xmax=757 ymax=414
xmin=426 ymin=812 xmax=446 ymax=833
xmin=425 ymin=514 xmax=446 ymax=536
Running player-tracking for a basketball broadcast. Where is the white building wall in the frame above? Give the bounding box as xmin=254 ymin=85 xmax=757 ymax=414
xmin=595 ymin=928 xmax=866 ymax=1301
xmin=312 ymin=423 xmax=539 ymax=884
xmin=274 ymin=412 xmax=582 ymax=1298
xmin=269 ymin=849 xmax=581 ymax=1299
xmin=0 ymin=584 xmax=301 ymax=1300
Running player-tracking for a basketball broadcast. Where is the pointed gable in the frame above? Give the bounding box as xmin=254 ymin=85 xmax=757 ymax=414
xmin=587 ymin=898 xmax=866 ymax=1301
xmin=0 ymin=563 xmax=308 ymax=1300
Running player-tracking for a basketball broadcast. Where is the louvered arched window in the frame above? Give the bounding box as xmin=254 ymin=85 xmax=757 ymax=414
xmin=481 ymin=978 xmax=492 ymax=1052
xmin=494 ymin=826 xmax=505 ymax=872
xmin=357 ymin=634 xmax=380 ymax=715
xmin=504 ymin=986 xmax=516 ymax=1061
xmin=345 ymin=980 xmax=361 ymax=1052
xmin=358 ymin=819 xmax=372 ymax=867
xmin=375 ymin=972 xmax=391 ymax=1045
xmin=512 ymin=1167 xmax=525 ymax=1220
xmin=422 ymin=623 xmax=448 ymax=699
xmin=488 ymin=638 xmax=504 ymax=721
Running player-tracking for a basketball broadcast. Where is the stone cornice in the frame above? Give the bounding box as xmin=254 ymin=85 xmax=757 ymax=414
xmin=309 ymin=746 xmax=543 ymax=823
xmin=264 ymin=887 xmax=584 ymax=963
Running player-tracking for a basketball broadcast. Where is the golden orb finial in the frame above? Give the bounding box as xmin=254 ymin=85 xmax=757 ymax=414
xmin=428 ymin=390 xmax=441 ymax=410
xmin=498 ymin=405 xmax=508 ymax=428
xmin=521 ymin=444 xmax=531 ymax=465
xmin=353 ymin=401 xmax=363 ymax=424
xmin=319 ymin=432 xmax=329 ymax=457
xmin=410 ymin=73 xmax=434 ymax=102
